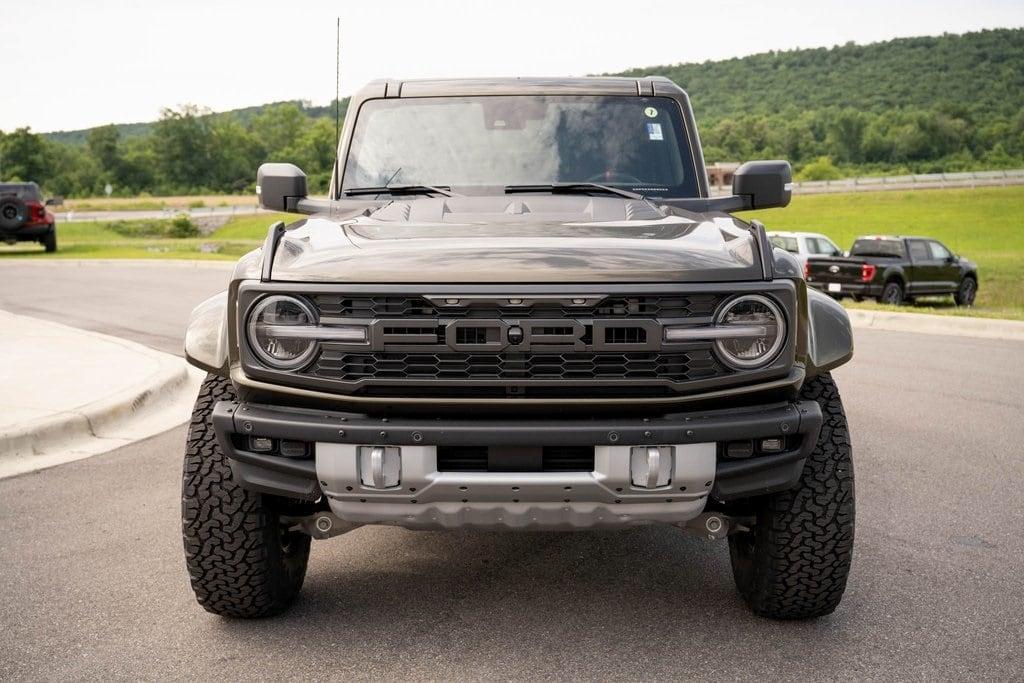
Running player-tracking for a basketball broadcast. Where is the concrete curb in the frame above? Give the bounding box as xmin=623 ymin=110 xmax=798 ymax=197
xmin=847 ymin=309 xmax=1024 ymax=341
xmin=0 ymin=312 xmax=204 ymax=478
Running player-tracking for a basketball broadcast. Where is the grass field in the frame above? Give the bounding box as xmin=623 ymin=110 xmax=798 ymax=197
xmin=0 ymin=213 xmax=288 ymax=260
xmin=749 ymin=185 xmax=1024 ymax=320
xmin=51 ymin=194 xmax=257 ymax=213
xmin=3 ymin=185 xmax=1021 ymax=319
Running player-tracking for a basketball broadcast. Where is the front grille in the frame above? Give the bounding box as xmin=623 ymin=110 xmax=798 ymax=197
xmin=437 ymin=445 xmax=595 ymax=472
xmin=313 ymin=294 xmax=720 ymax=319
xmin=238 ymin=287 xmax=791 ymax=399
xmin=313 ymin=350 xmax=723 ymax=383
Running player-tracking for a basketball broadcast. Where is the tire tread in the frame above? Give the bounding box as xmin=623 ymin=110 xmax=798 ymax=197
xmin=181 ymin=374 xmax=309 ymax=618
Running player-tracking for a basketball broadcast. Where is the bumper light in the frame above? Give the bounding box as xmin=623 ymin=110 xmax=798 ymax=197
xmin=248 ymin=436 xmax=274 ymax=452
xmin=279 ymin=440 xmax=309 ymax=458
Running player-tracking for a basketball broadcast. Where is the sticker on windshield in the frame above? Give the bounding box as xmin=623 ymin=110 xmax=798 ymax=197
xmin=644 ymin=106 xmax=658 ymax=118
xmin=646 ymin=122 xmax=664 ymax=141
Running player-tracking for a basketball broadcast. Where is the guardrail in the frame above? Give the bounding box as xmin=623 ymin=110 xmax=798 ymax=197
xmin=710 ymin=168 xmax=1024 ymax=196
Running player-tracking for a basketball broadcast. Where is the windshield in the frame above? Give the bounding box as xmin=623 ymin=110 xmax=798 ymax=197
xmin=851 ymin=239 xmax=905 ymax=258
xmin=341 ymin=95 xmax=699 ymax=198
xmin=770 ymin=235 xmax=799 ymax=253
xmin=0 ymin=184 xmax=40 ymax=201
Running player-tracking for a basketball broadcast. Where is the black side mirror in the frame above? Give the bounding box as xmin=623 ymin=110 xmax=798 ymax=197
xmin=732 ymin=160 xmax=792 ymax=210
xmin=257 ymin=163 xmax=308 ymax=212
xmin=44 ymin=197 xmax=63 ymax=207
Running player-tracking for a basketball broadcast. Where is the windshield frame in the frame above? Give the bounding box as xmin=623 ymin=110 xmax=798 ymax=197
xmin=337 ymin=94 xmax=703 ymax=200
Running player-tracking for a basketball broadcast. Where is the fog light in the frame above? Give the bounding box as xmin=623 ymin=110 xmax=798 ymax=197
xmin=726 ymin=440 xmax=754 ymax=458
xmin=359 ymin=446 xmax=401 ymax=489
xmin=248 ymin=436 xmax=274 ymax=452
xmin=279 ymin=440 xmax=309 ymax=458
xmin=760 ymin=438 xmax=784 ymax=453
xmin=630 ymin=446 xmax=673 ymax=489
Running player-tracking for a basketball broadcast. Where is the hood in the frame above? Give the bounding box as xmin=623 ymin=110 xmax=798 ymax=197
xmin=269 ymin=195 xmax=763 ymax=283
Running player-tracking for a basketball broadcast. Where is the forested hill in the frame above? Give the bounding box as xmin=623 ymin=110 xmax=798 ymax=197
xmin=614 ymin=28 xmax=1024 ymax=122
xmin=45 ymin=101 xmax=343 ymax=146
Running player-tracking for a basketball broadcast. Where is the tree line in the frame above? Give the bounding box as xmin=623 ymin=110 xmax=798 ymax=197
xmin=0 ymin=102 xmax=341 ymax=197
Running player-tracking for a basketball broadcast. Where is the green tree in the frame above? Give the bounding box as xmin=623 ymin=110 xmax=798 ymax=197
xmin=252 ymin=103 xmax=307 ymax=159
xmin=151 ymin=105 xmax=216 ymax=192
xmin=0 ymin=128 xmax=52 ymax=183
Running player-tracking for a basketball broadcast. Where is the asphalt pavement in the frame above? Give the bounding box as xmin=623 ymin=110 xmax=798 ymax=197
xmin=1 ymin=263 xmax=1022 ymax=680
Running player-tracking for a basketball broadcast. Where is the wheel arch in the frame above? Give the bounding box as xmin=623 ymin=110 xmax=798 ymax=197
xmin=881 ymin=266 xmax=906 ymax=287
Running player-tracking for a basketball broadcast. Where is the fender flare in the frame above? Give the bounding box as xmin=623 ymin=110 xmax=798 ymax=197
xmin=184 ymin=290 xmax=230 ymax=377
xmin=881 ymin=265 xmax=906 ymax=286
xmin=804 ymin=287 xmax=854 ymax=376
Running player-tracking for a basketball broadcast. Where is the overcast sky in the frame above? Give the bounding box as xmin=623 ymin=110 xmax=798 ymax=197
xmin=2 ymin=0 xmax=1022 ymax=132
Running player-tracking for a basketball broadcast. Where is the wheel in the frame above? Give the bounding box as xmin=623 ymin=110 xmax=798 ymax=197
xmin=728 ymin=373 xmax=855 ymax=619
xmin=182 ymin=374 xmax=311 ymax=618
xmin=42 ymin=226 xmax=57 ymax=253
xmin=852 ymin=295 xmax=864 ymax=302
xmin=0 ymin=197 xmax=27 ymax=230
xmin=878 ymin=281 xmax=904 ymax=305
xmin=954 ymin=277 xmax=977 ymax=307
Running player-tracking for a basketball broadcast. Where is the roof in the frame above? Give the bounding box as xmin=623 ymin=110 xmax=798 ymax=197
xmin=358 ymin=76 xmax=686 ymax=99
xmin=766 ymin=230 xmax=831 ymax=238
xmin=855 ymin=235 xmax=931 ymax=241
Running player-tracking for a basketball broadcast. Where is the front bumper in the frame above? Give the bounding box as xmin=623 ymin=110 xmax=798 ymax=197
xmin=212 ymin=399 xmax=822 ymax=530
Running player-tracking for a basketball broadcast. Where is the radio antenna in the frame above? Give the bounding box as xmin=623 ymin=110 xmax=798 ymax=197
xmin=333 ymin=16 xmax=341 ymax=199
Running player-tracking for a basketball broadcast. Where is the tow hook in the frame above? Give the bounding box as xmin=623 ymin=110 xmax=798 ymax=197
xmin=677 ymin=513 xmax=751 ymax=541
xmin=284 ymin=512 xmax=361 ymax=540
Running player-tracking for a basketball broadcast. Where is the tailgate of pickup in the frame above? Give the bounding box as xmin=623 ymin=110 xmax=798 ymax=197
xmin=807 ymin=258 xmax=864 ymax=284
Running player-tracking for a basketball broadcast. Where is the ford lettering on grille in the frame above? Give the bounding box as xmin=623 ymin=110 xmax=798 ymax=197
xmin=369 ymin=318 xmax=664 ymax=352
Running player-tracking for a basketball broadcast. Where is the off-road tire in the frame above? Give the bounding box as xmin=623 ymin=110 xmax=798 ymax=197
xmin=879 ymin=281 xmax=903 ymax=305
xmin=728 ymin=373 xmax=855 ymax=619
xmin=954 ymin=276 xmax=977 ymax=307
xmin=43 ymin=227 xmax=57 ymax=253
xmin=182 ymin=374 xmax=311 ymax=618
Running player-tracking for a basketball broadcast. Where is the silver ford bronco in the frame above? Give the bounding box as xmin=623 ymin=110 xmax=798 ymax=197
xmin=182 ymin=77 xmax=855 ymax=620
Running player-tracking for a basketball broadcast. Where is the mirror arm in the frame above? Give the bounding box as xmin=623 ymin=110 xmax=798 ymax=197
xmin=287 ymin=196 xmax=388 ymax=218
xmin=658 ymin=194 xmax=753 ymax=213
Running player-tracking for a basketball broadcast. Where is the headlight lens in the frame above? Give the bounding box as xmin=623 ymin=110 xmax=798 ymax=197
xmin=246 ymin=295 xmax=319 ymax=369
xmin=713 ymin=295 xmax=785 ymax=369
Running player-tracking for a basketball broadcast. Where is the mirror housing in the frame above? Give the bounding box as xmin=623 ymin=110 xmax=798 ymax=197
xmin=731 ymin=160 xmax=792 ymax=210
xmin=44 ymin=196 xmax=63 ymax=207
xmin=257 ymin=163 xmax=307 ymax=212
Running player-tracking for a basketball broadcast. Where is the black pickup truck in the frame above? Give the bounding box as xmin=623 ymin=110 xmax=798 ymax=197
xmin=806 ymin=235 xmax=978 ymax=306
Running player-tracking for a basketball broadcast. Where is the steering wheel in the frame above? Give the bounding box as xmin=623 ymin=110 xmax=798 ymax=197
xmin=585 ymin=171 xmax=644 ymax=184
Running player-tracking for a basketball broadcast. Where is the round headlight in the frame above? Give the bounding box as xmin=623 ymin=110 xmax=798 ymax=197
xmin=246 ymin=295 xmax=318 ymax=369
xmin=713 ymin=295 xmax=786 ymax=369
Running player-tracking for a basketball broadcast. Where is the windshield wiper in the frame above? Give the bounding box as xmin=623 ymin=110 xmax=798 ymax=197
xmin=343 ymin=185 xmax=457 ymax=197
xmin=505 ymin=183 xmax=645 ymax=200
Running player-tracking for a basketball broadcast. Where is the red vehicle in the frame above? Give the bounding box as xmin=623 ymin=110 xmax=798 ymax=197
xmin=0 ymin=182 xmax=60 ymax=252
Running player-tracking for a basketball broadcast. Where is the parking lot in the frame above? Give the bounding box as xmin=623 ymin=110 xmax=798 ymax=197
xmin=0 ymin=263 xmax=1021 ymax=680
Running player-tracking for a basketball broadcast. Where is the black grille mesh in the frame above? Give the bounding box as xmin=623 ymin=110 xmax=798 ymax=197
xmin=313 ymin=349 xmax=722 ymax=383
